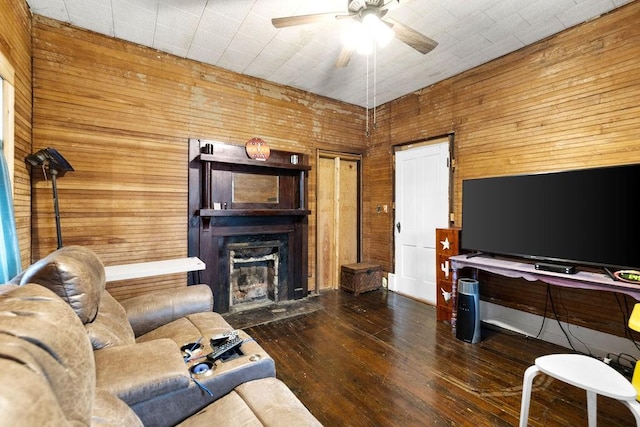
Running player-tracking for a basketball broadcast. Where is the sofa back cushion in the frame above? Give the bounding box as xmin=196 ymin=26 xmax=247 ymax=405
xmin=19 ymin=245 xmax=106 ymax=323
xmin=0 ymin=283 xmax=95 ymax=425
xmin=86 ymin=290 xmax=136 ymax=349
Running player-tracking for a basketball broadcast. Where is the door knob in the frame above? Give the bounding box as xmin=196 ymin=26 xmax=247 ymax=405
xmin=396 ymin=222 xmax=401 ymax=233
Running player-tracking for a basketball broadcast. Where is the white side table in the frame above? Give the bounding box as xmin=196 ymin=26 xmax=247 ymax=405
xmin=519 ymin=353 xmax=640 ymax=426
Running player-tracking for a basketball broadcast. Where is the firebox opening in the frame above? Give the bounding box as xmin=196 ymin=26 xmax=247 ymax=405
xmin=229 ymin=241 xmax=280 ymax=311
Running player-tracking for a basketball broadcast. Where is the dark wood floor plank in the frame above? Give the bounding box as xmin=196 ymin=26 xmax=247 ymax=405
xmin=245 ymin=290 xmax=636 ymax=426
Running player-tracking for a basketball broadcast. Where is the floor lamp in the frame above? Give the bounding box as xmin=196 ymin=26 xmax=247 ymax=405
xmin=25 ymin=148 xmax=74 ymax=249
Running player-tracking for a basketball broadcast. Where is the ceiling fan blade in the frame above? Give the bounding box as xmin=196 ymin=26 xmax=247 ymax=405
xmin=335 ymin=46 xmax=354 ymax=68
xmin=272 ymin=12 xmax=348 ymax=28
xmin=384 ymin=18 xmax=438 ymax=54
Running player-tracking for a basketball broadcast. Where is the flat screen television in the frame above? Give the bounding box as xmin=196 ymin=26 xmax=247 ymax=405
xmin=460 ymin=163 xmax=639 ymax=272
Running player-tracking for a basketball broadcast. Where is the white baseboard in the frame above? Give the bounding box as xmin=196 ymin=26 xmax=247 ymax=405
xmin=480 ymin=301 xmax=640 ymax=360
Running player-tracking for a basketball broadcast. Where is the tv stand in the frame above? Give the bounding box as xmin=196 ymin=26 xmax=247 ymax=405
xmin=448 ymin=255 xmax=640 ymax=330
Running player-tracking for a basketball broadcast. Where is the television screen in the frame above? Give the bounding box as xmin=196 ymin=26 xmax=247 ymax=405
xmin=461 ymin=163 xmax=639 ymax=271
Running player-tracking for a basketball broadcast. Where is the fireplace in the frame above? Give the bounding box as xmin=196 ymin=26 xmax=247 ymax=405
xmin=210 ymin=230 xmax=292 ymax=313
xmin=228 ymin=241 xmax=280 ymax=309
xmin=187 ymin=139 xmax=310 ymax=313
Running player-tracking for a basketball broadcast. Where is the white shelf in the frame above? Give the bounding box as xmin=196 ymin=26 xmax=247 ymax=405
xmin=104 ymin=257 xmax=206 ymax=282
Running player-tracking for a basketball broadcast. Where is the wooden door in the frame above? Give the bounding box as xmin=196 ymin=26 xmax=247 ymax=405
xmin=317 ymin=152 xmax=360 ymax=291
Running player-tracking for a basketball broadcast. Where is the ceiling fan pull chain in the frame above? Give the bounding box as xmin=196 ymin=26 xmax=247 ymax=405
xmin=373 ymin=44 xmax=377 ymax=130
xmin=365 ymin=50 xmax=370 ymax=137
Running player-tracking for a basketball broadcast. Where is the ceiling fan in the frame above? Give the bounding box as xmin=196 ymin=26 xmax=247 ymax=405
xmin=272 ymin=0 xmax=438 ymax=68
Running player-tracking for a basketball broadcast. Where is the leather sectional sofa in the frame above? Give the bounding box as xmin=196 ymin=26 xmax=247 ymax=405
xmin=0 ymin=246 xmax=321 ymax=426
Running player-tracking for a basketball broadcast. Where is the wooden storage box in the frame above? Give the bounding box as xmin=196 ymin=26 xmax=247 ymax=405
xmin=340 ymin=263 xmax=382 ymax=296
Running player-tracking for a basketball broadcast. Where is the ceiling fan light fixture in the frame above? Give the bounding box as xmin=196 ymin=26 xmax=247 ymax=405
xmin=341 ymin=14 xmax=394 ymax=56
xmin=357 ymin=39 xmax=374 ymax=55
xmin=341 ymin=21 xmax=373 ymax=55
xmin=362 ymin=13 xmax=394 ymax=48
xmin=273 ymin=0 xmax=437 ymax=68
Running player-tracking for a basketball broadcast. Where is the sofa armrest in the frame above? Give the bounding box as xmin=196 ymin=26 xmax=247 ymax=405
xmin=94 ymin=339 xmax=190 ymax=406
xmin=121 ymin=285 xmax=214 ymax=337
xmin=91 ymin=389 xmax=144 ymax=427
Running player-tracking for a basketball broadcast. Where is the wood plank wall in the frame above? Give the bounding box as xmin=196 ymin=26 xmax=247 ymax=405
xmin=17 ymin=2 xmax=640 ymax=340
xmin=30 ymin=16 xmax=366 ymax=300
xmin=0 ymin=1 xmax=32 ymax=270
xmin=365 ymin=2 xmax=640 ymax=338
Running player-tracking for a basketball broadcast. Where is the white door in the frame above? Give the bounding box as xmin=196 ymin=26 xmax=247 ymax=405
xmin=393 ymin=141 xmax=450 ymax=304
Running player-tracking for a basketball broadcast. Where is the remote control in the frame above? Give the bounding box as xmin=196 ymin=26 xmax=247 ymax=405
xmin=210 ymin=330 xmax=239 ymax=346
xmin=206 ymin=335 xmax=243 ymax=362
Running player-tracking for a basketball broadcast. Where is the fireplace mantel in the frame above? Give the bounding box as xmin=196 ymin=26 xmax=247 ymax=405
xmin=187 ymin=138 xmax=310 ymax=313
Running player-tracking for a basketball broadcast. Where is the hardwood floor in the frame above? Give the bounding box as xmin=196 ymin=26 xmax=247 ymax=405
xmin=245 ymin=289 xmax=635 ymax=426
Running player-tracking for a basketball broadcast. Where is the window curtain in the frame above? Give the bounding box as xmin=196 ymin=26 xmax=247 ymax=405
xmin=0 ymin=78 xmax=21 ymax=283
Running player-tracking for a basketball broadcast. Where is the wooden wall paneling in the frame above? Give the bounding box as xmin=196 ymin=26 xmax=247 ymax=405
xmin=365 ymin=1 xmax=640 ymax=338
xmin=363 ymin=107 xmax=393 ymax=274
xmin=26 ymin=0 xmax=639 ymax=338
xmin=362 ymin=147 xmax=394 ymax=272
xmin=0 ymin=1 xmax=32 ymax=269
xmin=31 ymin=15 xmax=366 ymax=300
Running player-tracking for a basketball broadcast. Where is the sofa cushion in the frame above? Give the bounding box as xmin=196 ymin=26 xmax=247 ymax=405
xmin=235 ymin=377 xmax=322 ymax=426
xmin=94 ymin=339 xmax=191 ymax=406
xmin=135 ymin=311 xmax=232 ymax=345
xmin=0 ymin=359 xmax=70 ymax=426
xmin=86 ymin=290 xmax=136 ymax=349
xmin=177 ymin=378 xmax=322 ymax=427
xmin=122 ymin=284 xmax=214 ymax=337
xmin=19 ymin=245 xmax=106 ymax=323
xmin=177 ymin=390 xmax=263 ymax=426
xmin=0 ymin=283 xmax=18 ymax=295
xmin=0 ymin=283 xmax=95 ymax=425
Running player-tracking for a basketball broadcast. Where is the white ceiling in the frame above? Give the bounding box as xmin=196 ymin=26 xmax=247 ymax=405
xmin=25 ymin=0 xmax=631 ymax=108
